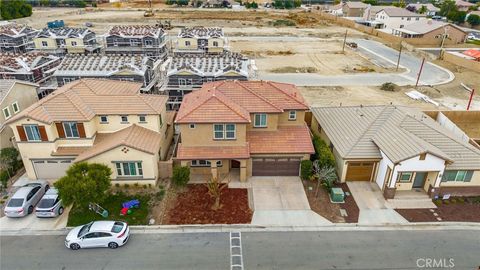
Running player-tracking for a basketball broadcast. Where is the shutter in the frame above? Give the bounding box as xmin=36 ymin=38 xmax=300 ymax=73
xmin=465 ymin=171 xmax=474 ymax=182
xmin=16 ymin=126 xmax=27 ymax=141
xmin=77 ymin=123 xmax=86 ymax=138
xmin=38 ymin=126 xmax=48 ymax=141
xmin=56 ymin=122 xmax=65 ymax=138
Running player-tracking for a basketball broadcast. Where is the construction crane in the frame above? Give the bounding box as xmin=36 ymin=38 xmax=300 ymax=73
xmin=144 ymin=0 xmax=154 ymax=17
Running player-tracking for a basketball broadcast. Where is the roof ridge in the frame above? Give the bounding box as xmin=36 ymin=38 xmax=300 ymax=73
xmin=267 ymin=81 xmax=308 ymax=108
xmin=139 ymin=94 xmax=163 ymax=114
xmin=235 ymin=81 xmax=283 ymax=112
xmin=64 ymin=82 xmax=93 ymax=120
xmin=209 ymin=89 xmax=251 ymax=122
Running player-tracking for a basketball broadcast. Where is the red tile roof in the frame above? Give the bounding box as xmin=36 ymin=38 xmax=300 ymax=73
xmin=176 ymin=144 xmax=250 ymax=160
xmin=175 ymin=80 xmax=308 ymax=123
xmin=247 ymin=125 xmax=314 ymax=155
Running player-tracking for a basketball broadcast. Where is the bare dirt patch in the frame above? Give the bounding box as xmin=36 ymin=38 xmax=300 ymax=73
xmin=162 ymin=184 xmax=252 ymax=224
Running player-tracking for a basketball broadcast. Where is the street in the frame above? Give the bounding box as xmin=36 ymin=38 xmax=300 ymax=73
xmin=1 ymin=230 xmax=479 ymax=270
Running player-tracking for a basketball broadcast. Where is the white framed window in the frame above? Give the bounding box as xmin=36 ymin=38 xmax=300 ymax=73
xmin=213 ymin=124 xmax=236 ymax=140
xmin=12 ymin=102 xmax=19 ymax=113
xmin=191 ymin=160 xmax=222 ymax=167
xmin=138 ymin=115 xmax=146 ymax=123
xmin=41 ymin=41 xmax=48 ymax=47
xmin=178 ymin=78 xmax=186 ymax=86
xmin=189 ymin=124 xmax=196 ymax=129
xmin=254 ymin=114 xmax=267 ymax=127
xmin=120 ymin=115 xmax=128 ymax=123
xmin=2 ymin=107 xmax=11 ymax=119
xmin=144 ymin=40 xmax=153 ymax=46
xmin=63 ymin=122 xmax=79 ymax=138
xmin=212 ymin=41 xmax=219 ymax=47
xmin=442 ymin=170 xmax=473 ymax=182
xmin=99 ymin=115 xmax=108 ymax=123
xmin=288 ymin=110 xmax=296 ymax=120
xmin=130 ymin=39 xmax=140 ymax=46
xmin=397 ymin=172 xmax=413 ymax=183
xmin=115 ymin=162 xmax=143 ymax=176
xmin=24 ymin=125 xmax=41 ymax=141
xmin=407 ymin=17 xmax=411 ymax=21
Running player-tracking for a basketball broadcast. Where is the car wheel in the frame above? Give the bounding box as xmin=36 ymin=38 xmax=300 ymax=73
xmin=58 ymin=207 xmax=64 ymax=215
xmin=108 ymin=242 xmax=118 ymax=249
xmin=28 ymin=206 xmax=33 ymax=214
xmin=70 ymin=243 xmax=80 ymax=250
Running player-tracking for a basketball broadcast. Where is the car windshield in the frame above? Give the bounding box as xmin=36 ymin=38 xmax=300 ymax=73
xmin=111 ymin=222 xmax=124 ymax=233
xmin=7 ymin=198 xmax=24 ymax=207
xmin=38 ymin=199 xmax=55 ymax=208
xmin=78 ymin=223 xmax=93 ymax=237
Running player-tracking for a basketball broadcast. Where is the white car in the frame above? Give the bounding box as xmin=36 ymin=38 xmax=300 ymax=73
xmin=35 ymin=187 xmax=64 ymax=218
xmin=65 ymin=221 xmax=130 ymax=250
xmin=4 ymin=181 xmax=49 ymax=217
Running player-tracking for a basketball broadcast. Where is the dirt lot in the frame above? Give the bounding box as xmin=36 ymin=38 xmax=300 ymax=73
xmin=396 ymin=197 xmax=480 ymax=222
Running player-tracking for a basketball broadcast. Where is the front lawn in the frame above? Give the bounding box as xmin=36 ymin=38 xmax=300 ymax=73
xmin=67 ymin=192 xmax=152 ymax=226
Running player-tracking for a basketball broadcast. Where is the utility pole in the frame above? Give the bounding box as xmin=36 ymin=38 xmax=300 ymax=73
xmin=342 ymin=29 xmax=348 ymax=53
xmin=461 ymin=83 xmax=476 ymax=111
xmin=415 ymin=57 xmax=425 ymax=88
xmin=396 ymin=43 xmax=403 ymax=71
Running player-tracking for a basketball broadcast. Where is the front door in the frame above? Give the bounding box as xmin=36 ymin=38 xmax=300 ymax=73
xmin=413 ymin=172 xmax=427 ymax=188
xmin=231 ymin=160 xmax=240 ymax=169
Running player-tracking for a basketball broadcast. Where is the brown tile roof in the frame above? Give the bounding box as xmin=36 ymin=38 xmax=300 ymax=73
xmin=75 ymin=124 xmax=162 ymax=162
xmin=51 ymin=146 xmax=90 ymax=156
xmin=247 ymin=125 xmax=314 ymax=155
xmin=176 ymin=144 xmax=250 ymax=160
xmin=175 ymin=80 xmax=308 ymax=123
xmin=5 ymin=79 xmax=167 ymax=125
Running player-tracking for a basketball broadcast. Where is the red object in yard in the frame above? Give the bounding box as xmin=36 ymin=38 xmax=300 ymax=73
xmin=467 ymin=88 xmax=475 ymax=111
xmin=462 ymin=49 xmax=480 ymax=60
xmin=120 ymin=207 xmax=128 ymax=216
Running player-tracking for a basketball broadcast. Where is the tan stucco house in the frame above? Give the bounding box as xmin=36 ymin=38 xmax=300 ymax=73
xmin=391 ymin=20 xmax=467 ymax=45
xmin=5 ymin=79 xmax=173 ymax=185
xmin=311 ymin=105 xmax=480 ymax=199
xmin=1 ymin=80 xmax=39 ymax=149
xmin=175 ymin=80 xmax=314 ymax=182
xmin=175 ymin=27 xmax=226 ymax=54
xmin=34 ymin=27 xmax=100 ymax=55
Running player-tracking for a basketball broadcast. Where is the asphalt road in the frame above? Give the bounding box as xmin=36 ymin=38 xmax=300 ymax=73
xmin=1 ymin=230 xmax=479 ymax=270
xmin=258 ymin=39 xmax=454 ymax=87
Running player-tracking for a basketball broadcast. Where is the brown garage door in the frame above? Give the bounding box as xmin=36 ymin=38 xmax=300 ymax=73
xmin=345 ymin=162 xmax=374 ymax=181
xmin=252 ymin=158 xmax=300 ymax=176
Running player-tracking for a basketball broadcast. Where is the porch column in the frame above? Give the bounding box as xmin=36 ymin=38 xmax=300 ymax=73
xmin=383 ymin=166 xmax=397 ymax=199
xmin=240 ymin=159 xmax=247 ymax=182
xmin=210 ymin=160 xmax=218 ymax=180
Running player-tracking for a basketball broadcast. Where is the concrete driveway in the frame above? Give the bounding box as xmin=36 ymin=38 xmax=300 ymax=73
xmin=0 ymin=206 xmax=70 ymax=234
xmin=347 ymin=182 xmax=408 ymax=225
xmin=250 ymin=177 xmax=331 ymax=226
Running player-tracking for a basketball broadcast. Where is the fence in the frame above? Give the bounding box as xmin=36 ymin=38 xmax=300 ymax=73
xmin=158 ymin=159 xmax=173 ymax=179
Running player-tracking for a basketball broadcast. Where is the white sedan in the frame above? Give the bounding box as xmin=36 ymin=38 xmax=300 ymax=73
xmin=65 ymin=221 xmax=130 ymax=250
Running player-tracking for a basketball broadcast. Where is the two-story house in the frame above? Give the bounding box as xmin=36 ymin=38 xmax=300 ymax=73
xmin=175 ymin=80 xmax=314 ymax=182
xmin=34 ymin=27 xmax=101 ymax=55
xmin=53 ymin=54 xmax=165 ymax=93
xmin=165 ymin=52 xmax=250 ymax=110
xmin=375 ymin=7 xmax=426 ymax=30
xmin=5 ymin=79 xmax=173 ymax=185
xmin=175 ymin=27 xmax=226 ymax=54
xmin=0 ymin=24 xmax=38 ymax=53
xmin=104 ymin=25 xmax=167 ymax=59
xmin=1 ymin=80 xmax=39 ymax=148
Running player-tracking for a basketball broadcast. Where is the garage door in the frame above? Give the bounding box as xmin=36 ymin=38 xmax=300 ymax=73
xmin=252 ymin=158 xmax=300 ymax=176
xmin=345 ymin=162 xmax=375 ymax=181
xmin=32 ymin=159 xmax=73 ymax=180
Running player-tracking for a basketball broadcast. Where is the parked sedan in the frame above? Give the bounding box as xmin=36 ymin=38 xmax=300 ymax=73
xmin=35 ymin=187 xmax=64 ymax=218
xmin=4 ymin=181 xmax=49 ymax=218
xmin=65 ymin=221 xmax=130 ymax=250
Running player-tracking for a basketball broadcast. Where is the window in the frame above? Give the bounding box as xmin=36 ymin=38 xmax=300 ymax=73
xmin=185 ymin=41 xmax=191 ymax=46
xmin=397 ymin=172 xmax=413 ymax=183
xmin=71 ymin=41 xmax=77 ymax=46
xmin=41 ymin=41 xmax=48 ymax=47
xmin=24 ymin=125 xmax=41 ymax=141
xmin=63 ymin=122 xmax=79 ymax=138
xmin=2 ymin=107 xmax=10 ymax=119
xmin=416 ymin=17 xmax=420 ymax=21
xmin=179 ymin=78 xmax=186 ymax=86
xmin=191 ymin=160 xmax=223 ymax=167
xmin=100 ymin=115 xmax=108 ymax=123
xmin=419 ymin=153 xmax=426 ymax=160
xmin=189 ymin=124 xmax=196 ymax=129
xmin=213 ymin=41 xmax=219 ymax=47
xmin=12 ymin=102 xmax=19 ymax=113
xmin=407 ymin=17 xmax=411 ymax=21
xmin=254 ymin=114 xmax=267 ymax=127
xmin=139 ymin=115 xmax=146 ymax=123
xmin=113 ymin=39 xmax=119 ymax=46
xmin=400 ymin=25 xmax=404 ymax=28
xmin=144 ymin=40 xmax=153 ymax=46
xmin=115 ymin=162 xmax=143 ymax=176
xmin=213 ymin=124 xmax=236 ymax=140
xmin=288 ymin=110 xmax=296 ymax=120
xmin=120 ymin=115 xmax=128 ymax=123
xmin=130 ymin=39 xmax=140 ymax=46
xmin=442 ymin=170 xmax=473 ymax=182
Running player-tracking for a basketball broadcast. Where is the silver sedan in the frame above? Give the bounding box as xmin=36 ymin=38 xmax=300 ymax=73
xmin=4 ymin=181 xmax=49 ymax=218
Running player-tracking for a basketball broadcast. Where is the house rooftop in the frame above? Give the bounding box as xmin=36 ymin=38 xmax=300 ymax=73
xmin=0 ymin=24 xmax=37 ymax=37
xmin=311 ymin=105 xmax=480 ymax=170
xmin=0 ymin=53 xmax=60 ymax=72
xmin=178 ymin=27 xmax=224 ymax=38
xmin=345 ymin=1 xmax=367 ymax=9
xmin=4 ymin=79 xmax=167 ymax=125
xmin=108 ymin=25 xmax=165 ymax=38
xmin=37 ymin=27 xmax=93 ymax=38
xmin=381 ymin=7 xmax=426 ymax=17
xmin=399 ymin=20 xmax=466 ymax=35
xmin=406 ymin=3 xmax=440 ymax=12
xmin=175 ymin=80 xmax=308 ymax=123
xmin=247 ymin=125 xmax=314 ymax=154
xmin=455 ymin=0 xmax=475 ymax=7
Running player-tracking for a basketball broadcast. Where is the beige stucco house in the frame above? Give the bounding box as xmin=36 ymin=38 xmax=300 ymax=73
xmin=5 ymin=79 xmax=173 ymax=185
xmin=34 ymin=27 xmax=100 ymax=55
xmin=1 ymin=80 xmax=39 ymax=149
xmin=310 ymin=105 xmax=480 ymax=199
xmin=175 ymin=27 xmax=226 ymax=54
xmin=175 ymin=80 xmax=314 ymax=182
xmin=391 ymin=20 xmax=467 ymax=45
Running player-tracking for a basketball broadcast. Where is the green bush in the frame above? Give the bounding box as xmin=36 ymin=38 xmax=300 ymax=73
xmin=380 ymin=82 xmax=396 ymax=92
xmin=172 ymin=166 xmax=190 ymax=187
xmin=155 ymin=190 xmax=165 ymax=200
xmin=300 ymin=160 xmax=313 ymax=180
xmin=0 ymin=170 xmax=9 ymax=189
xmin=312 ymin=135 xmax=335 ymax=168
xmin=272 ymin=19 xmax=296 ymax=26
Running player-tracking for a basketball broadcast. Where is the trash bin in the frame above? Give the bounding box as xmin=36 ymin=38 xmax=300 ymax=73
xmin=330 ymin=187 xmax=345 ymax=203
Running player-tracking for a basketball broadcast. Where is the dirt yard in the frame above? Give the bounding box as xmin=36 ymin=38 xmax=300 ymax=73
xmin=396 ymin=197 xmax=480 ymax=222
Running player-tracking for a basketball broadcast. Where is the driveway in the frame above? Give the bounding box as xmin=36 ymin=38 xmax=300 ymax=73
xmin=258 ymin=39 xmax=454 ymax=87
xmin=0 ymin=207 xmax=70 ymax=233
xmin=347 ymin=182 xmax=408 ymax=225
xmin=249 ymin=177 xmax=331 ymax=226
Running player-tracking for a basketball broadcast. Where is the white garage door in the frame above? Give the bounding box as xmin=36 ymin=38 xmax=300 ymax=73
xmin=32 ymin=159 xmax=73 ymax=180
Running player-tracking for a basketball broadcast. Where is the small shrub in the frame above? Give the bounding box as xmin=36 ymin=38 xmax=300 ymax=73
xmin=273 ymin=19 xmax=296 ymax=27
xmin=433 ymin=199 xmax=442 ymax=206
xmin=456 ymin=197 xmax=465 ymax=204
xmin=472 ymin=196 xmax=480 ymax=204
xmin=134 ymin=183 xmax=139 ymax=188
xmin=312 ymin=135 xmax=335 ymax=168
xmin=115 ymin=183 xmax=120 ymax=188
xmin=148 ymin=183 xmax=152 ymax=188
xmin=0 ymin=170 xmax=9 ymax=189
xmin=172 ymin=166 xmax=190 ymax=187
xmin=380 ymin=82 xmax=397 ymax=92
xmin=143 ymin=184 xmax=148 ymax=189
xmin=300 ymin=160 xmax=313 ymax=180
xmin=124 ymin=183 xmax=130 ymax=188
xmin=155 ymin=190 xmax=165 ymax=200
xmin=443 ymin=200 xmax=450 ymax=205
xmin=450 ymin=198 xmax=457 ymax=204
